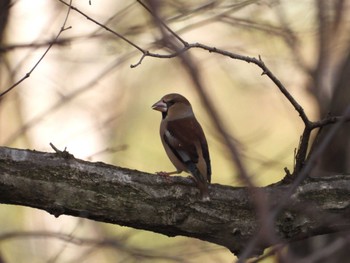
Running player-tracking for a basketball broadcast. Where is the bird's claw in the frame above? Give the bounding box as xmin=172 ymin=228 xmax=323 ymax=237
xmin=156 ymin=171 xmax=170 ymax=177
xmin=155 ymin=171 xmax=172 ymax=182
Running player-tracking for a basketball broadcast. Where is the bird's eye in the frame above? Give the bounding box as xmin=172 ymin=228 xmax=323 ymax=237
xmin=166 ymin=100 xmax=175 ymax=107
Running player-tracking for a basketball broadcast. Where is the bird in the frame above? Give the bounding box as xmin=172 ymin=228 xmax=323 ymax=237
xmin=152 ymin=93 xmax=211 ymax=201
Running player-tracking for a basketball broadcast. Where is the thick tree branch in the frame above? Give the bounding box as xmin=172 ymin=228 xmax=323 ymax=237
xmin=0 ymin=146 xmax=350 ymax=257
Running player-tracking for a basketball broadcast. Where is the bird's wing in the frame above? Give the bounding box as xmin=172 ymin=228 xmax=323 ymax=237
xmin=165 ymin=117 xmax=211 ymax=182
xmin=163 ymin=118 xmax=198 ymax=164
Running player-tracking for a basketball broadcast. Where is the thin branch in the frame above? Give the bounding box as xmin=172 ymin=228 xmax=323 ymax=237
xmin=137 ymin=0 xmax=188 ymax=46
xmin=0 ymin=38 xmax=70 ymax=52
xmin=57 ymin=0 xmax=144 ymax=53
xmin=0 ymin=0 xmax=73 ymax=98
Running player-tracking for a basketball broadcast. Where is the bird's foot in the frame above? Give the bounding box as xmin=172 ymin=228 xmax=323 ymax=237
xmin=156 ymin=170 xmax=180 ymax=176
xmin=156 ymin=171 xmax=171 ymax=177
xmin=155 ymin=171 xmax=174 ymax=182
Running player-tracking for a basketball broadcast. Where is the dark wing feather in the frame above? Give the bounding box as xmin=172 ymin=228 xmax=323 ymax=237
xmin=196 ymin=123 xmax=211 ymax=183
xmin=164 ymin=118 xmax=199 ymax=163
xmin=166 ymin=117 xmax=211 ymax=182
xmin=201 ymin=138 xmax=211 ymax=183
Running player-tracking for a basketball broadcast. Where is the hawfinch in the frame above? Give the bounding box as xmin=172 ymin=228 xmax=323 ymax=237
xmin=152 ymin=93 xmax=211 ymax=201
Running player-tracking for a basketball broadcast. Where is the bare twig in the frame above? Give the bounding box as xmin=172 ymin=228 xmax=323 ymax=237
xmin=0 ymin=0 xmax=73 ymax=98
xmin=49 ymin=142 xmax=74 ymax=159
xmin=57 ymin=0 xmax=144 ymax=53
xmin=0 ymin=38 xmax=70 ymax=52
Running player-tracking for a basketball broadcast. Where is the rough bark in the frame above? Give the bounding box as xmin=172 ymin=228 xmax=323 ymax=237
xmin=0 ymin=146 xmax=350 ymax=257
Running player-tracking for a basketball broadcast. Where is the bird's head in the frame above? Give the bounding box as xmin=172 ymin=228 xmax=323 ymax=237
xmin=152 ymin=93 xmax=194 ymax=120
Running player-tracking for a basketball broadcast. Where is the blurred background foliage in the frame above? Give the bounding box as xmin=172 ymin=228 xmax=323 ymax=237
xmin=0 ymin=0 xmax=349 ymax=262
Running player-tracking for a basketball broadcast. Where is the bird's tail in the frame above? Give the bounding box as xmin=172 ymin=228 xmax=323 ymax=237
xmin=197 ymin=181 xmax=210 ymax=202
xmin=186 ymin=162 xmax=210 ymax=201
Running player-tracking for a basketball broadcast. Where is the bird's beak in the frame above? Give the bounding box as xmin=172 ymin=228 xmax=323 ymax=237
xmin=152 ymin=100 xmax=167 ymax=112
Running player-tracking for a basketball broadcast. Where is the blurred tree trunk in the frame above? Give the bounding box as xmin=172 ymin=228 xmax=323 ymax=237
xmin=0 ymin=1 xmax=10 ymax=261
xmin=0 ymin=0 xmax=10 ymax=77
xmin=315 ymin=50 xmax=350 ymax=173
xmin=0 ymin=0 xmax=29 ymax=147
xmin=0 ymin=0 xmax=10 ymax=43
